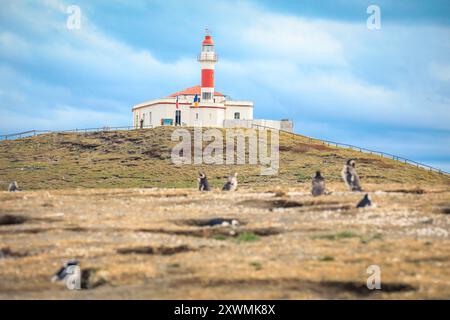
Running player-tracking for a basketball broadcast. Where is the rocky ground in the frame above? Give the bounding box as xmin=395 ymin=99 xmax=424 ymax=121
xmin=1 ymin=182 xmax=449 ymax=299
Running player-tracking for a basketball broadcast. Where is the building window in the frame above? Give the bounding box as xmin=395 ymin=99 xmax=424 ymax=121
xmin=234 ymin=112 xmax=240 ymax=120
xmin=135 ymin=115 xmax=138 ymax=128
xmin=196 ymin=113 xmax=199 ymax=120
xmin=149 ymin=112 xmax=152 ymax=126
xmin=202 ymin=92 xmax=212 ymax=100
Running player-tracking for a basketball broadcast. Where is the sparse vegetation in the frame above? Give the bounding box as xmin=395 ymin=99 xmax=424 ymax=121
xmin=0 ymin=187 xmax=449 ymax=299
xmin=236 ymin=232 xmax=260 ymax=242
xmin=0 ymin=127 xmax=448 ymax=190
xmin=213 ymin=235 xmax=227 ymax=241
xmin=360 ymin=233 xmax=384 ymax=244
xmin=250 ymin=261 xmax=263 ymax=270
xmin=0 ymin=127 xmax=449 ymax=299
xmin=312 ymin=230 xmax=359 ymax=241
xmin=319 ymin=256 xmax=335 ymax=262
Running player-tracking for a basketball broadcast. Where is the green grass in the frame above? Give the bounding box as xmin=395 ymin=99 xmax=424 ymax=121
xmin=318 ymin=256 xmax=335 ymax=262
xmin=0 ymin=126 xmax=447 ymax=190
xmin=236 ymin=232 xmax=260 ymax=243
xmin=167 ymin=263 xmax=180 ymax=268
xmin=250 ymin=261 xmax=263 ymax=270
xmin=312 ymin=230 xmax=359 ymax=241
xmin=213 ymin=235 xmax=227 ymax=241
xmin=312 ymin=231 xmax=385 ymax=244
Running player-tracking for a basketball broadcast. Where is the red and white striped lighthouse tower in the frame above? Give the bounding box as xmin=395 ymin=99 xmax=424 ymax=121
xmin=198 ymin=29 xmax=217 ymax=103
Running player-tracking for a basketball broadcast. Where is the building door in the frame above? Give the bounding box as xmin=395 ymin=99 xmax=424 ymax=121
xmin=175 ymin=110 xmax=181 ymax=126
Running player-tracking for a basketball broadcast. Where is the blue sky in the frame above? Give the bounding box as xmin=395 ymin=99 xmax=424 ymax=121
xmin=0 ymin=0 xmax=449 ymax=170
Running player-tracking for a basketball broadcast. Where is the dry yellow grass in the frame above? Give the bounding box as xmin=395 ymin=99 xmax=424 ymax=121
xmin=1 ymin=127 xmax=449 ymax=299
xmin=0 ymin=183 xmax=449 ymax=299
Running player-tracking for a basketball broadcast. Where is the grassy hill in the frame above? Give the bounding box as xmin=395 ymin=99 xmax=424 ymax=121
xmin=0 ymin=127 xmax=448 ymax=190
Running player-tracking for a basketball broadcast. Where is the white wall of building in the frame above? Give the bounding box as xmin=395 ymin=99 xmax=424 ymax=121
xmin=133 ymin=102 xmax=191 ymax=127
xmin=224 ymin=102 xmax=253 ymax=121
xmin=132 ymin=98 xmax=254 ymax=128
xmin=189 ymin=106 xmax=225 ymax=127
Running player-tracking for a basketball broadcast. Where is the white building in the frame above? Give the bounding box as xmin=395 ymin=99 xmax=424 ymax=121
xmin=132 ymin=32 xmax=292 ymax=132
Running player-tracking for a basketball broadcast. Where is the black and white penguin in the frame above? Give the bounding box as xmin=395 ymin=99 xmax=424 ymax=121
xmin=205 ymin=218 xmax=240 ymax=227
xmin=222 ymin=172 xmax=238 ymax=191
xmin=356 ymin=193 xmax=372 ymax=208
xmin=198 ymin=172 xmax=211 ymax=191
xmin=311 ymin=171 xmax=326 ymax=196
xmin=341 ymin=159 xmax=362 ymax=191
xmin=51 ymin=260 xmax=80 ymax=282
xmin=8 ymin=181 xmax=19 ymax=192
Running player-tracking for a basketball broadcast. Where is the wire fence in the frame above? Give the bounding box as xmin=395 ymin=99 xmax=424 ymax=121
xmin=251 ymin=124 xmax=448 ymax=175
xmin=0 ymin=125 xmax=153 ymax=140
xmin=1 ymin=124 xmax=448 ymax=175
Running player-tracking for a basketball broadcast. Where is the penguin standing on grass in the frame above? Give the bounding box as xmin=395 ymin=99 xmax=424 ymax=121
xmin=311 ymin=171 xmax=326 ymax=196
xmin=198 ymin=172 xmax=211 ymax=191
xmin=341 ymin=159 xmax=362 ymax=191
xmin=222 ymin=172 xmax=238 ymax=191
xmin=8 ymin=181 xmax=19 ymax=192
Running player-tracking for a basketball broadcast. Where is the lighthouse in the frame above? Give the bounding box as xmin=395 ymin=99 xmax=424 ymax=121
xmin=132 ymin=31 xmax=292 ymax=132
xmin=198 ymin=29 xmax=217 ymax=103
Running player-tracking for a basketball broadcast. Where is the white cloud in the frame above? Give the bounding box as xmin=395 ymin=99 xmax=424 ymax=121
xmin=0 ymin=0 xmax=449 ymax=170
xmin=429 ymin=62 xmax=450 ymax=82
xmin=0 ymin=0 xmax=199 ymax=132
xmin=0 ymin=105 xmax=126 ymax=132
xmin=212 ymin=4 xmax=450 ymax=131
xmin=239 ymin=15 xmax=348 ymax=67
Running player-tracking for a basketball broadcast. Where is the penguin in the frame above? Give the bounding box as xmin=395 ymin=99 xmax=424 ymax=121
xmin=198 ymin=172 xmax=211 ymax=191
xmin=356 ymin=193 xmax=372 ymax=208
xmin=8 ymin=181 xmax=19 ymax=192
xmin=311 ymin=171 xmax=326 ymax=196
xmin=222 ymin=172 xmax=238 ymax=191
xmin=51 ymin=260 xmax=79 ymax=282
xmin=341 ymin=159 xmax=362 ymax=191
xmin=205 ymin=218 xmax=240 ymax=227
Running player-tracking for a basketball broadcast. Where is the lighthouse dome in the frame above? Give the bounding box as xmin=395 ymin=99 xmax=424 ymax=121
xmin=202 ymin=35 xmax=214 ymax=46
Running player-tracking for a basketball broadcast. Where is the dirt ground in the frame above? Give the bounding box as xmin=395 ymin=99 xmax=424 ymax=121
xmin=1 ymin=182 xmax=450 ymax=299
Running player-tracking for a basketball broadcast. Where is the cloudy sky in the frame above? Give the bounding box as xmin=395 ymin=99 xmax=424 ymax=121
xmin=0 ymin=0 xmax=449 ymax=171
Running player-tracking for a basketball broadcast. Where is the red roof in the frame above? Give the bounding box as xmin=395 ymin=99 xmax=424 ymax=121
xmin=168 ymin=85 xmax=225 ymax=97
xmin=202 ymin=35 xmax=214 ymax=45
